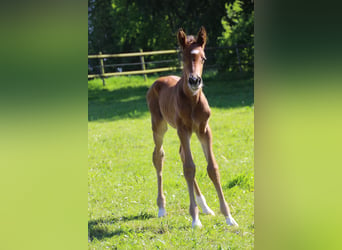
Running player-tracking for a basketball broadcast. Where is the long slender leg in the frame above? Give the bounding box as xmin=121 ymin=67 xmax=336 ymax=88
xmin=151 ymin=117 xmax=168 ymax=217
xmin=177 ymin=127 xmax=202 ymax=228
xmin=197 ymin=125 xmax=238 ymax=226
xmin=180 ymin=144 xmax=215 ymax=216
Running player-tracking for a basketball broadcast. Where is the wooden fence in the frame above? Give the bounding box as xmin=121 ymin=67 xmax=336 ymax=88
xmin=88 ymin=44 xmax=252 ymax=85
xmin=88 ymin=49 xmax=181 ymax=85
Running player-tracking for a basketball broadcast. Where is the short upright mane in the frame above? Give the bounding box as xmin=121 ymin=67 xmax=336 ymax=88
xmin=186 ymin=35 xmax=196 ymax=44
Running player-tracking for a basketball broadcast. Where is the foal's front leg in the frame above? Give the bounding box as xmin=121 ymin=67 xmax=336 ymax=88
xmin=197 ymin=125 xmax=238 ymax=226
xmin=177 ymin=127 xmax=202 ymax=228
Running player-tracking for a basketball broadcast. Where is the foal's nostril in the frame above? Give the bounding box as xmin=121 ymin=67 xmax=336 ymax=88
xmin=189 ymin=76 xmax=201 ymax=86
xmin=197 ymin=77 xmax=201 ymax=85
xmin=189 ymin=77 xmax=196 ymax=86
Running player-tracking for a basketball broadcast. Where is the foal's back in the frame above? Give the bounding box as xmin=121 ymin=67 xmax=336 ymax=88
xmin=150 ymin=75 xmax=180 ymax=94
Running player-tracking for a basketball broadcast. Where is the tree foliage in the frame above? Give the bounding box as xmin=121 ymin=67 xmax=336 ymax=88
xmin=217 ymin=0 xmax=254 ymax=72
xmin=88 ymin=0 xmax=254 ymax=72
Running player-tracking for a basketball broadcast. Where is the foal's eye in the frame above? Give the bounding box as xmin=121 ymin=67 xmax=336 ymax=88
xmin=201 ymin=57 xmax=206 ymax=63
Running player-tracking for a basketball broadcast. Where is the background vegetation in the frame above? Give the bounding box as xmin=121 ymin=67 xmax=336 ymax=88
xmin=88 ymin=0 xmax=254 ymax=73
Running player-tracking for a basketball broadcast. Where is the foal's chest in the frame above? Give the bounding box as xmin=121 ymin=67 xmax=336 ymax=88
xmin=177 ymin=101 xmax=211 ymax=134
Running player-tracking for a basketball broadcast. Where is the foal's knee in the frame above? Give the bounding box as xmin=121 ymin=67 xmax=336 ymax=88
xmin=153 ymin=147 xmax=165 ymax=169
xmin=207 ymin=163 xmax=220 ymax=182
xmin=183 ymin=162 xmax=196 ymax=181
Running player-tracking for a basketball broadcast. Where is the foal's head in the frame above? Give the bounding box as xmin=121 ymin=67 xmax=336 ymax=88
xmin=177 ymin=26 xmax=207 ymax=95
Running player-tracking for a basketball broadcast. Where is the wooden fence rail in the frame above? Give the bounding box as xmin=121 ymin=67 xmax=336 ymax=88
xmin=88 ymin=66 xmax=180 ymax=78
xmin=88 ymin=45 xmax=253 ymax=84
xmin=88 ymin=49 xmax=181 ymax=84
xmin=88 ymin=49 xmax=179 ymax=59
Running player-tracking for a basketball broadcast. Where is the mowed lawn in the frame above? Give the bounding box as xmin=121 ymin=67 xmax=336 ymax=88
xmin=88 ymin=72 xmax=254 ymax=249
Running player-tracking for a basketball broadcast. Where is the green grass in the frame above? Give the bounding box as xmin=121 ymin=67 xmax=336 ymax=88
xmin=88 ymin=72 xmax=254 ymax=249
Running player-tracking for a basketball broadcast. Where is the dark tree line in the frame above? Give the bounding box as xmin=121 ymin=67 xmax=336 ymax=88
xmin=88 ymin=0 xmax=253 ymax=72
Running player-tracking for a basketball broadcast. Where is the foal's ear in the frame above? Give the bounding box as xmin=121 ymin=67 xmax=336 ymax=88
xmin=197 ymin=26 xmax=207 ymax=48
xmin=177 ymin=28 xmax=187 ymax=49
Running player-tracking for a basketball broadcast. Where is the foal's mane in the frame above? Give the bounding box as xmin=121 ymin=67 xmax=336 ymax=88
xmin=186 ymin=35 xmax=196 ymax=45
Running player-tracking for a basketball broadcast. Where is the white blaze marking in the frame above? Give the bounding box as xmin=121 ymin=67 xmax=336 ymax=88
xmin=191 ymin=49 xmax=200 ymax=54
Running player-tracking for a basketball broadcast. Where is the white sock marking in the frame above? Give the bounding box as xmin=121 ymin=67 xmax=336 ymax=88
xmin=226 ymin=213 xmax=238 ymax=227
xmin=196 ymin=195 xmax=215 ymax=215
xmin=192 ymin=213 xmax=202 ymax=228
xmin=158 ymin=208 xmax=166 ymax=217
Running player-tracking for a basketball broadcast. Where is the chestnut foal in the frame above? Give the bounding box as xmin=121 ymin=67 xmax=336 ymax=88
xmin=146 ymin=27 xmax=238 ymax=228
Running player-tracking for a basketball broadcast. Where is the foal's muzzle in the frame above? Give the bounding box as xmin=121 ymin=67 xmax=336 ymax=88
xmin=188 ymin=75 xmax=202 ymax=89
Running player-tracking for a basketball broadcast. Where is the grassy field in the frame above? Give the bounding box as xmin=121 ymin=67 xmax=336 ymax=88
xmin=88 ymin=72 xmax=254 ymax=249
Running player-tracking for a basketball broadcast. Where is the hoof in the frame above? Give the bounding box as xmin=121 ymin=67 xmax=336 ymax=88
xmin=158 ymin=208 xmax=166 ymax=217
xmin=226 ymin=214 xmax=238 ymax=227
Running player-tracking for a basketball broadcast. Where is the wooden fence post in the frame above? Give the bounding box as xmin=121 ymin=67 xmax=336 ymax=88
xmin=99 ymin=51 xmax=106 ymax=86
xmin=235 ymin=46 xmax=242 ymax=72
xmin=139 ymin=49 xmax=147 ymax=81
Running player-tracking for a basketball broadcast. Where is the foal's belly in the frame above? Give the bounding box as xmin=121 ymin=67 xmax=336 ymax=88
xmin=159 ymin=96 xmax=177 ymax=128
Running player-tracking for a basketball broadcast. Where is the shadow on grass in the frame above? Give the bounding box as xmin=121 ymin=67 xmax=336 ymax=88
xmin=88 ymin=212 xmax=154 ymax=241
xmin=88 ymin=72 xmax=253 ymax=122
xmin=203 ymin=72 xmax=254 ymax=109
xmin=88 ymin=85 xmax=150 ymax=122
xmin=88 ymin=212 xmax=196 ymax=242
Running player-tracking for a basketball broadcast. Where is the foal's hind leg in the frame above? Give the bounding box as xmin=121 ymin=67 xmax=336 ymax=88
xmin=152 ymin=117 xmax=168 ymax=217
xmin=197 ymin=125 xmax=238 ymax=226
xmin=178 ymin=128 xmax=203 ymax=228
xmin=180 ymin=145 xmax=214 ymax=216
xmin=194 ymin=179 xmax=215 ymax=215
